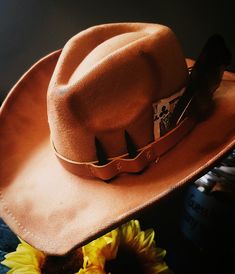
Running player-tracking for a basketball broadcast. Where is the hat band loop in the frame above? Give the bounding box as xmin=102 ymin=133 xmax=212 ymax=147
xmin=52 ymin=117 xmax=195 ymax=180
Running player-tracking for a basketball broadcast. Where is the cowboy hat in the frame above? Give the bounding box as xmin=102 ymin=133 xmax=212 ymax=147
xmin=0 ymin=22 xmax=234 ymax=255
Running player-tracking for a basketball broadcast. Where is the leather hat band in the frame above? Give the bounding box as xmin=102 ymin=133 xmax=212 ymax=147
xmin=52 ymin=118 xmax=195 ymax=180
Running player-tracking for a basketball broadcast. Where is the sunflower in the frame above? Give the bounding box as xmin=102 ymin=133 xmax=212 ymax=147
xmin=80 ymin=220 xmax=172 ymax=274
xmin=78 ymin=229 xmax=119 ymax=274
xmin=1 ymin=238 xmax=45 ymax=273
xmin=1 ymin=220 xmax=172 ymax=274
xmin=1 ymin=238 xmax=83 ymax=274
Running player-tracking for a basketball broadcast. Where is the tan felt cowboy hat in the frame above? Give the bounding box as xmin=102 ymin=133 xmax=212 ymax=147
xmin=0 ymin=23 xmax=235 ymax=255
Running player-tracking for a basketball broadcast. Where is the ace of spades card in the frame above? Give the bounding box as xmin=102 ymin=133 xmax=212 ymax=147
xmin=153 ymin=89 xmax=184 ymax=139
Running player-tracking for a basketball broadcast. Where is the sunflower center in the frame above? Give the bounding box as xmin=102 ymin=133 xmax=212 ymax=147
xmin=105 ymin=244 xmax=147 ymax=274
xmin=41 ymin=249 xmax=83 ymax=274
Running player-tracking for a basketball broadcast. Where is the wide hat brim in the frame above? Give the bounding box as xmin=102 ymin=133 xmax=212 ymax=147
xmin=0 ymin=51 xmax=235 ymax=255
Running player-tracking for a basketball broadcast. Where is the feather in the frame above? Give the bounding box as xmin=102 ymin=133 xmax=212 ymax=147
xmin=171 ymin=34 xmax=232 ymax=126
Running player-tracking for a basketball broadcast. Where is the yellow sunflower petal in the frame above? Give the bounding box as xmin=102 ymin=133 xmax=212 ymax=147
xmin=82 ymin=228 xmax=119 ymax=270
xmin=6 ymin=265 xmax=41 ymax=274
xmin=77 ymin=265 xmax=106 ymax=274
xmin=152 ymin=262 xmax=173 ymax=274
xmin=1 ymin=238 xmax=45 ymax=274
xmin=142 ymin=229 xmax=155 ymax=249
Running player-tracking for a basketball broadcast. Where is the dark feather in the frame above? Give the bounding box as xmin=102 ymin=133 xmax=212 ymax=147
xmin=171 ymin=34 xmax=232 ymax=126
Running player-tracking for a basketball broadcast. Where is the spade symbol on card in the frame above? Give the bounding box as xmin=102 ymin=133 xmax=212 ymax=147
xmin=159 ymin=105 xmax=171 ymax=136
xmin=153 ymin=89 xmax=184 ymax=139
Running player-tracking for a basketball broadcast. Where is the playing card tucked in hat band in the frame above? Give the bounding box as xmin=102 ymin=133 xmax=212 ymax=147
xmin=0 ymin=23 xmax=235 ymax=255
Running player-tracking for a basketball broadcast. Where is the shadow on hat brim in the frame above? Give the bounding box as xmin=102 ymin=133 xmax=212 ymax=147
xmin=0 ymin=52 xmax=235 ymax=255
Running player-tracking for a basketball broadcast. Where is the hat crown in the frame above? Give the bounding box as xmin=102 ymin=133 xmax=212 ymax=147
xmin=48 ymin=23 xmax=188 ymax=162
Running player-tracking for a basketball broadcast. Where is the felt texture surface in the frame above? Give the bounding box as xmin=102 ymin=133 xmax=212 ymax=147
xmin=0 ymin=23 xmax=234 ymax=255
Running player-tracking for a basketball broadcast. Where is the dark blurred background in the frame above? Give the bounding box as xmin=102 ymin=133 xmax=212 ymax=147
xmin=0 ymin=0 xmax=234 ymax=103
